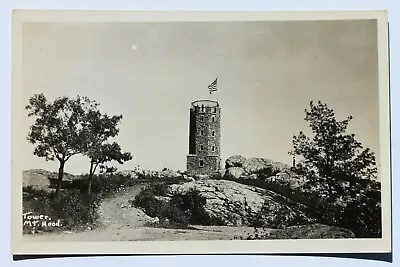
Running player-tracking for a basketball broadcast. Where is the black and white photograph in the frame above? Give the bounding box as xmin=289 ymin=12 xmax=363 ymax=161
xmin=11 ymin=10 xmax=391 ymax=254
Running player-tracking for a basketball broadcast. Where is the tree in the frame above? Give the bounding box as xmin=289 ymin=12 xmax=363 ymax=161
xmin=83 ymin=110 xmax=132 ymax=195
xmin=26 ymin=94 xmax=98 ymax=198
xmin=86 ymin=142 xmax=132 ymax=195
xmin=289 ymin=101 xmax=378 ymax=206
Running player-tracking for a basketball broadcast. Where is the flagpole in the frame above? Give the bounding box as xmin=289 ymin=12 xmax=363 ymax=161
xmin=217 ymin=77 xmax=220 ymax=105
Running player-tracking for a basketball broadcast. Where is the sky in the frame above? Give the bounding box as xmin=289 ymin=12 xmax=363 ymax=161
xmin=20 ymin=19 xmax=380 ymax=175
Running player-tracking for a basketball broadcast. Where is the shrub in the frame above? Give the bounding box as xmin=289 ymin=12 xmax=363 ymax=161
xmin=136 ymin=172 xmax=187 ymax=184
xmin=170 ymin=189 xmax=223 ymax=225
xmin=245 ymin=199 xmax=313 ymax=230
xmin=57 ymin=173 xmax=149 ymax=198
xmin=131 ymin=184 xmax=222 ymax=227
xmin=131 ymin=184 xmax=190 ymax=226
xmin=22 ymin=186 xmax=100 ymax=234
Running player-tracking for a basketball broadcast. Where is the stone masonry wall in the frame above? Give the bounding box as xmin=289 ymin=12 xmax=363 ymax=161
xmin=187 ymin=102 xmax=221 ymax=176
xmin=187 ymin=155 xmax=221 ymax=176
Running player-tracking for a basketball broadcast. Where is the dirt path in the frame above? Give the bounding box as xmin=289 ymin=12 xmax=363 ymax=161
xmin=24 ymin=184 xmax=261 ymax=242
xmin=97 ymin=184 xmax=150 ymax=229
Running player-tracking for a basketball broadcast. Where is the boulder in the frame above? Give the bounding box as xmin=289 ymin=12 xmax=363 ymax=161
xmin=265 ymin=169 xmax=307 ymax=188
xmin=225 ymin=155 xmax=247 ymax=168
xmin=167 ymin=180 xmax=314 ymax=227
xmin=248 ymin=174 xmax=258 ymax=180
xmin=225 ymin=167 xmax=247 ymax=179
xmin=242 ymin=157 xmax=290 ymax=175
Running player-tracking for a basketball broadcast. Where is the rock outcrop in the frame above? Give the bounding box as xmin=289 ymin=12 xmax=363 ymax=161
xmin=166 ymin=180 xmax=314 ymax=227
xmin=225 ymin=156 xmax=290 ymax=176
xmin=23 ymin=169 xmax=80 ymax=191
xmin=242 ymin=157 xmax=290 ymax=174
xmin=223 ymin=155 xmax=306 ymax=188
xmin=225 ymin=155 xmax=247 ymax=168
xmin=225 ymin=167 xmax=247 ymax=179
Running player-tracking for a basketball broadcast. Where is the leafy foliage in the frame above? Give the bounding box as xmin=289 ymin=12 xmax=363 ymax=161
xmin=83 ymin=109 xmax=132 ymax=182
xmin=288 ymin=101 xmax=381 ymax=237
xmin=26 ymin=93 xmax=132 ymax=197
xmin=86 ymin=142 xmax=132 ymax=195
xmin=132 ymin=184 xmax=189 ymax=226
xmin=25 ymin=94 xmax=96 ymax=162
xmin=132 ymin=184 xmax=222 ymax=227
xmin=26 ymin=94 xmax=99 ymax=197
xmin=289 ymin=101 xmax=377 ymax=202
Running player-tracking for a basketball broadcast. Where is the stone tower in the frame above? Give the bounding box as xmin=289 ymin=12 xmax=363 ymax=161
xmin=187 ymin=100 xmax=221 ymax=176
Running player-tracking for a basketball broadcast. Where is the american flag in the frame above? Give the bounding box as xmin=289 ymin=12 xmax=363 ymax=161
xmin=208 ymin=77 xmax=218 ymax=94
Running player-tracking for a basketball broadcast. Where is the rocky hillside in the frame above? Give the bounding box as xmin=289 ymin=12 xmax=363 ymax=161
xmin=224 ymin=155 xmax=307 ymax=188
xmin=150 ymin=179 xmax=315 ymax=228
xmin=23 ymin=169 xmax=81 ymax=190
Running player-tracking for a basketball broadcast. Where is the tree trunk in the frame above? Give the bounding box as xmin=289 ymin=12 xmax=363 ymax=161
xmin=55 ymin=160 xmax=65 ymax=199
xmin=88 ymin=178 xmax=93 ymax=196
xmin=88 ymin=161 xmax=94 ymax=195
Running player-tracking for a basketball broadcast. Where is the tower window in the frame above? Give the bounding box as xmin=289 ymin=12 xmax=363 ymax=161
xmin=200 ymin=130 xmax=204 ymax=136
xmin=212 ymin=130 xmax=215 ymax=136
xmin=199 ymin=159 xmax=204 ymax=167
xmin=201 ymin=115 xmax=204 ymax=121
xmin=212 ymin=107 xmax=217 ymax=113
xmin=211 ymin=116 xmax=215 ymax=122
xmin=200 ymin=145 xmax=204 ymax=151
xmin=212 ymin=146 xmax=215 ymax=152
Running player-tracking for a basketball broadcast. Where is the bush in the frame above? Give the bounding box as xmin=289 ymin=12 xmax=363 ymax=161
xmin=136 ymin=172 xmax=187 ymax=184
xmin=335 ymin=192 xmax=382 ymax=238
xmin=170 ymin=189 xmax=224 ymax=225
xmin=55 ymin=173 xmax=150 ymax=198
xmin=131 ymin=184 xmax=190 ymax=226
xmin=23 ymin=186 xmax=100 ymax=234
xmin=131 ymin=184 xmax=222 ymax=227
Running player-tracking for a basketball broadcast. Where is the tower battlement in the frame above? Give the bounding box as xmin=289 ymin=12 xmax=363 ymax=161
xmin=191 ymin=100 xmax=219 ymax=108
xmin=187 ymin=100 xmax=221 ymax=176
